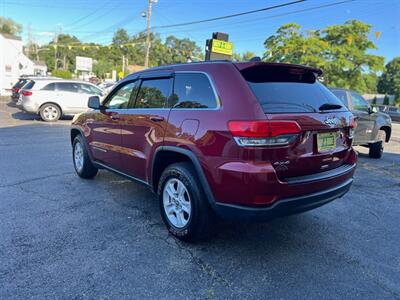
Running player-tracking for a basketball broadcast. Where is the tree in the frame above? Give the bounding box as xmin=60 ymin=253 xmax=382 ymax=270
xmin=233 ymin=51 xmax=257 ymax=61
xmin=263 ymin=20 xmax=384 ymax=92
xmin=164 ymin=35 xmax=203 ymax=64
xmin=0 ymin=17 xmax=22 ymax=35
xmin=52 ymin=69 xmax=72 ymax=79
xmin=377 ymin=57 xmax=400 ymax=96
xmin=112 ymin=29 xmax=129 ymax=46
xmin=383 ymin=94 xmax=389 ymax=105
xmin=362 ymin=73 xmax=378 ymax=93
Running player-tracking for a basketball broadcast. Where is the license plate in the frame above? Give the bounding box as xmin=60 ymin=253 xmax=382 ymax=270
xmin=317 ymin=132 xmax=337 ymax=152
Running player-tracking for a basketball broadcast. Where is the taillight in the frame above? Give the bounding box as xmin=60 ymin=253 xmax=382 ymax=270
xmin=22 ymin=90 xmax=32 ymax=96
xmin=13 ymin=87 xmax=20 ymax=93
xmin=228 ymin=120 xmax=301 ymax=146
xmin=349 ymin=116 xmax=357 ymax=138
xmin=349 ymin=116 xmax=357 ymax=129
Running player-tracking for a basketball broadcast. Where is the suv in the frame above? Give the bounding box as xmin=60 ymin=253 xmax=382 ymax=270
xmin=330 ymin=88 xmax=392 ymax=158
xmin=19 ymin=79 xmax=104 ymax=121
xmin=71 ymin=61 xmax=357 ymax=241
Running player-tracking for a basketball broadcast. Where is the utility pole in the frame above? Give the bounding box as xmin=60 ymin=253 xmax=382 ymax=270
xmin=144 ymin=0 xmax=156 ymax=68
xmin=54 ymin=31 xmax=58 ymax=70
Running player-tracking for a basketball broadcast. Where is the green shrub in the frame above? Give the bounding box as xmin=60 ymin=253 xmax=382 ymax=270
xmin=52 ymin=69 xmax=72 ymax=79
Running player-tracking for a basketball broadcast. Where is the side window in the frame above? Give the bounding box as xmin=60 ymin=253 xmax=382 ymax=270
xmin=41 ymin=83 xmax=56 ymax=91
xmin=331 ymin=90 xmax=348 ymax=107
xmin=135 ymin=78 xmax=172 ymax=109
xmin=56 ymin=82 xmax=79 ymax=93
xmin=106 ymin=81 xmax=137 ymax=109
xmin=351 ymin=92 xmax=369 ymax=112
xmin=171 ymin=73 xmax=217 ymax=108
xmin=80 ymin=84 xmax=103 ymax=95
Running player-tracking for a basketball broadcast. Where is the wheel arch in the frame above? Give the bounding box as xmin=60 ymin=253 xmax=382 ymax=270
xmin=380 ymin=125 xmax=391 ymax=143
xmin=70 ymin=126 xmax=95 ymax=162
xmin=151 ymin=146 xmax=217 ymax=208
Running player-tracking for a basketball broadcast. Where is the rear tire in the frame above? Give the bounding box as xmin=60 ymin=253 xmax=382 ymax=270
xmin=158 ymin=162 xmax=215 ymax=242
xmin=369 ymin=141 xmax=383 ymax=159
xmin=40 ymin=103 xmax=61 ymax=122
xmin=73 ymin=135 xmax=98 ymax=179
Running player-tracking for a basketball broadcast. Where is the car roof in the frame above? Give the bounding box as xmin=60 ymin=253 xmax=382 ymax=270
xmin=125 ymin=60 xmax=323 ymax=80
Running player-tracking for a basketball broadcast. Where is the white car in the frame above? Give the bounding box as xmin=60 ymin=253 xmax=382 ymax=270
xmin=19 ymin=79 xmax=104 ymax=121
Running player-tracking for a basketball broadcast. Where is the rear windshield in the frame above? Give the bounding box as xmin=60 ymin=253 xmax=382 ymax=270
xmin=241 ymin=66 xmax=345 ymax=113
xmin=14 ymin=79 xmax=28 ymax=89
xmin=23 ymin=80 xmax=35 ymax=90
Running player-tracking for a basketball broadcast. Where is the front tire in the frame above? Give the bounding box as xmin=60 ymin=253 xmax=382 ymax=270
xmin=40 ymin=103 xmax=61 ymax=122
xmin=369 ymin=141 xmax=383 ymax=158
xmin=73 ymin=135 xmax=98 ymax=179
xmin=158 ymin=162 xmax=215 ymax=242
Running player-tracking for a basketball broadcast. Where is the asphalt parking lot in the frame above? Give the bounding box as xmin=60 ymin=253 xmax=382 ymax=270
xmin=1 ymin=97 xmax=399 ymax=299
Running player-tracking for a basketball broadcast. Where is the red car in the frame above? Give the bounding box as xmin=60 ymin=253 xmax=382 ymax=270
xmin=71 ymin=61 xmax=357 ymax=241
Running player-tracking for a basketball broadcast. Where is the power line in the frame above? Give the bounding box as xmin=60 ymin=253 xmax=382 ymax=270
xmin=65 ymin=1 xmax=113 ymax=28
xmin=152 ymin=0 xmax=356 ymax=35
xmin=150 ymin=0 xmax=306 ymax=30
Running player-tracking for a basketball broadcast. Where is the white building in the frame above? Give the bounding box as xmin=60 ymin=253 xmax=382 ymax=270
xmin=0 ymin=33 xmax=47 ymax=95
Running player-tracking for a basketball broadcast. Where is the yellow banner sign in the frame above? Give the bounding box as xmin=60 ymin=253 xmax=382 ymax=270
xmin=211 ymin=39 xmax=233 ymax=56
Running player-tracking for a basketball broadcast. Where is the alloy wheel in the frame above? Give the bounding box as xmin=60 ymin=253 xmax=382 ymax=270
xmin=163 ymin=178 xmax=192 ymax=228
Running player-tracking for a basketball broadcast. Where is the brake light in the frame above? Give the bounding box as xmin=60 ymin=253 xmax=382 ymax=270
xmin=22 ymin=90 xmax=32 ymax=96
xmin=349 ymin=116 xmax=357 ymax=139
xmin=228 ymin=120 xmax=301 ymax=146
xmin=349 ymin=116 xmax=357 ymax=129
xmin=228 ymin=121 xmax=301 ymax=137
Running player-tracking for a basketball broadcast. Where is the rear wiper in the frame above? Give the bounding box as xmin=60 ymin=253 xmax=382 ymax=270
xmin=319 ymin=103 xmax=342 ymax=111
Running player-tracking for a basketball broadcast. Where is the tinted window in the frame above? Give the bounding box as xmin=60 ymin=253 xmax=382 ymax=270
xmin=23 ymin=80 xmax=35 ymax=90
xmin=42 ymin=83 xmax=56 ymax=91
xmin=106 ymin=81 xmax=137 ymax=109
xmin=241 ymin=67 xmax=344 ymax=113
xmin=331 ymin=90 xmax=348 ymax=107
xmin=14 ymin=79 xmax=27 ymax=89
xmin=79 ymin=84 xmax=103 ymax=95
xmin=351 ymin=92 xmax=369 ymax=112
xmin=171 ymin=73 xmax=217 ymax=109
xmin=135 ymin=78 xmax=172 ymax=109
xmin=56 ymin=82 xmax=79 ymax=93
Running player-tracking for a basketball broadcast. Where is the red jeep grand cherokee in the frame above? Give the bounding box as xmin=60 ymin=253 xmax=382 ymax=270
xmin=71 ymin=61 xmax=357 ymax=241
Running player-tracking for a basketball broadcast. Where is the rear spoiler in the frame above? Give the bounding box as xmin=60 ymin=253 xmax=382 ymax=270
xmin=234 ymin=62 xmax=323 ymax=77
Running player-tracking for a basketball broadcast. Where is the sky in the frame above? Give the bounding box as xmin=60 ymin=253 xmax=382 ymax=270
xmin=1 ymin=0 xmax=399 ymax=62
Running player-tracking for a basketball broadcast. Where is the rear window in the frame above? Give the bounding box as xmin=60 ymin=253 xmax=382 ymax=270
xmin=14 ymin=79 xmax=27 ymax=89
xmin=23 ymin=81 xmax=35 ymax=90
xmin=241 ymin=66 xmax=345 ymax=113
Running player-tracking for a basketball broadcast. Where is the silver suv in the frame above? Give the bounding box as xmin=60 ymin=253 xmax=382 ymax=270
xmin=19 ymin=79 xmax=104 ymax=121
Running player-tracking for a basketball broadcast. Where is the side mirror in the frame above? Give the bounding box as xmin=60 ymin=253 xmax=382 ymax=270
xmin=88 ymin=96 xmax=101 ymax=109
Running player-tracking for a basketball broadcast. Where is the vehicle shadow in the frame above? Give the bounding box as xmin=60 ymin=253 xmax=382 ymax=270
xmin=11 ymin=110 xmax=73 ymax=122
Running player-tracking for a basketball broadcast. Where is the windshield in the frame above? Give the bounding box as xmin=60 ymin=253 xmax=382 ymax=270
xmin=241 ymin=67 xmax=346 ymax=113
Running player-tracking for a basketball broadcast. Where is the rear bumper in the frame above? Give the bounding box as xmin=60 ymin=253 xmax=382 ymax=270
xmin=214 ymin=178 xmax=353 ymax=221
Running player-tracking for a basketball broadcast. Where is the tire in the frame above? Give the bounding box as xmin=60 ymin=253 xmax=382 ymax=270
xmin=369 ymin=141 xmax=383 ymax=159
xmin=72 ymin=135 xmax=98 ymax=179
xmin=158 ymin=162 xmax=215 ymax=242
xmin=40 ymin=103 xmax=61 ymax=122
